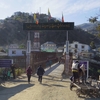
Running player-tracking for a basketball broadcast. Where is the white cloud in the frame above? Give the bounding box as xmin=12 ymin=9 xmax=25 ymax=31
xmin=64 ymin=0 xmax=100 ymax=15
xmin=0 ymin=2 xmax=9 ymax=9
xmin=0 ymin=0 xmax=100 ymax=24
xmin=21 ymin=0 xmax=100 ymax=18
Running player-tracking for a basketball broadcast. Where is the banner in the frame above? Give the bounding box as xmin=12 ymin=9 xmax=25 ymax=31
xmin=23 ymin=22 xmax=74 ymax=30
xmin=0 ymin=59 xmax=13 ymax=67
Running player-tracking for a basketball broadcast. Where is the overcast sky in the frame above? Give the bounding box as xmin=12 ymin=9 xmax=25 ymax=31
xmin=0 ymin=0 xmax=100 ymax=25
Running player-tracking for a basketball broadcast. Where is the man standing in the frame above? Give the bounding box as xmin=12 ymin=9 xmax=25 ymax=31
xmin=80 ymin=64 xmax=86 ymax=84
xmin=72 ymin=61 xmax=80 ymax=84
xmin=37 ymin=65 xmax=45 ymax=83
xmin=11 ymin=64 xmax=16 ymax=79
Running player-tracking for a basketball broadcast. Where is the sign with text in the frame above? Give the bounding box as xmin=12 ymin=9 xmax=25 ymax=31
xmin=23 ymin=22 xmax=74 ymax=30
xmin=0 ymin=59 xmax=12 ymax=67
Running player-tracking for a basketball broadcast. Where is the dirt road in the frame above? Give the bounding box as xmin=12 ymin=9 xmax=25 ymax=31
xmin=0 ymin=63 xmax=100 ymax=100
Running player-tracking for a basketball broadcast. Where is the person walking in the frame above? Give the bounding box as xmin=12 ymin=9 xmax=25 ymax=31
xmin=26 ymin=66 xmax=32 ymax=83
xmin=37 ymin=65 xmax=45 ymax=83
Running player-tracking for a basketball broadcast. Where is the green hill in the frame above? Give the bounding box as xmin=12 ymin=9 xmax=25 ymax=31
xmin=0 ymin=11 xmax=99 ymax=47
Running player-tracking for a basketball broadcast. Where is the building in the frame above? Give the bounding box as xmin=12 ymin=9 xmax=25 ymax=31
xmin=8 ymin=44 xmax=26 ymax=56
xmin=41 ymin=42 xmax=57 ymax=52
xmin=9 ymin=44 xmax=19 ymax=49
xmin=8 ymin=48 xmax=26 ymax=56
xmin=64 ymin=41 xmax=90 ymax=57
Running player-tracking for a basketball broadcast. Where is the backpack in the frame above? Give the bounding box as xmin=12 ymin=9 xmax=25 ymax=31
xmin=37 ymin=67 xmax=45 ymax=75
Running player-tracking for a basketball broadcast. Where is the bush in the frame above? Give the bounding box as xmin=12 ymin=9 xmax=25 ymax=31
xmin=15 ymin=68 xmax=25 ymax=76
xmin=97 ymin=70 xmax=100 ymax=74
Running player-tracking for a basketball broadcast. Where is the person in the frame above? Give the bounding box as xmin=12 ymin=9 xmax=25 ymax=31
xmin=7 ymin=68 xmax=11 ymax=80
xmin=71 ymin=60 xmax=80 ymax=84
xmin=26 ymin=66 xmax=32 ymax=83
xmin=58 ymin=57 xmax=62 ymax=64
xmin=49 ymin=60 xmax=52 ymax=68
xmin=10 ymin=64 xmax=16 ymax=79
xmin=37 ymin=65 xmax=45 ymax=83
xmin=2 ymin=68 xmax=7 ymax=81
xmin=46 ymin=58 xmax=52 ymax=68
xmin=79 ymin=64 xmax=86 ymax=84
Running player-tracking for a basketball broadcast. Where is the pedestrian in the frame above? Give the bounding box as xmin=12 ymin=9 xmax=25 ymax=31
xmin=10 ymin=64 xmax=16 ymax=79
xmin=26 ymin=66 xmax=32 ymax=83
xmin=79 ymin=64 xmax=86 ymax=84
xmin=37 ymin=65 xmax=45 ymax=83
xmin=7 ymin=68 xmax=11 ymax=80
xmin=2 ymin=68 xmax=7 ymax=81
xmin=71 ymin=60 xmax=80 ymax=84
xmin=49 ymin=60 xmax=52 ymax=68
xmin=58 ymin=57 xmax=62 ymax=64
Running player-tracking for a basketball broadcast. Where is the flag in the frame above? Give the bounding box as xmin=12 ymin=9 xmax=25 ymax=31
xmin=48 ymin=8 xmax=51 ymax=20
xmin=34 ymin=13 xmax=36 ymax=21
xmin=34 ymin=13 xmax=39 ymax=24
xmin=36 ymin=19 xmax=39 ymax=24
xmin=62 ymin=13 xmax=64 ymax=22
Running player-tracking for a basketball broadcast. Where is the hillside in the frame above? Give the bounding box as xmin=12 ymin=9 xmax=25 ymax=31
xmin=76 ymin=21 xmax=100 ymax=34
xmin=0 ymin=11 xmax=99 ymax=47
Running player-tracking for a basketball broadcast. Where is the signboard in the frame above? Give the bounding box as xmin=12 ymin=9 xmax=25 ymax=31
xmin=23 ymin=22 xmax=74 ymax=30
xmin=0 ymin=59 xmax=13 ymax=67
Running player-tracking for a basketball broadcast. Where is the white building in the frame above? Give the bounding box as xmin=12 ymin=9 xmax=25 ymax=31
xmin=41 ymin=42 xmax=57 ymax=52
xmin=8 ymin=48 xmax=26 ymax=56
xmin=64 ymin=41 xmax=90 ymax=56
xmin=8 ymin=44 xmax=26 ymax=56
xmin=9 ymin=44 xmax=19 ymax=49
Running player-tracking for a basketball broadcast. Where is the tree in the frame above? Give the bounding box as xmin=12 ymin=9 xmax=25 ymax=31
xmin=19 ymin=44 xmax=25 ymax=49
xmin=90 ymin=41 xmax=96 ymax=49
xmin=88 ymin=13 xmax=100 ymax=39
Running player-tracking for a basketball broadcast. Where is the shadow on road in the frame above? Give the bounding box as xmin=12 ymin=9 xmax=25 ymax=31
xmin=0 ymin=84 xmax=34 ymax=100
xmin=41 ymin=83 xmax=67 ymax=87
xmin=44 ymin=63 xmax=60 ymax=75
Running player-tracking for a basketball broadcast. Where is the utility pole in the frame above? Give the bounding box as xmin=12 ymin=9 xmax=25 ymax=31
xmin=26 ymin=31 xmax=31 ymax=67
xmin=65 ymin=30 xmax=69 ymax=75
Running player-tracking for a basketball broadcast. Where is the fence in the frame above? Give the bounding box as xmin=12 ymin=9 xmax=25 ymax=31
xmin=30 ymin=51 xmax=61 ymax=74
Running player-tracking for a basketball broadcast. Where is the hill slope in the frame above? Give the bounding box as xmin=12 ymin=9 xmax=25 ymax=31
xmin=0 ymin=11 xmax=99 ymax=47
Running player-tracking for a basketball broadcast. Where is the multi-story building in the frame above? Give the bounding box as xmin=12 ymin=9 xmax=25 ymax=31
xmin=64 ymin=41 xmax=90 ymax=58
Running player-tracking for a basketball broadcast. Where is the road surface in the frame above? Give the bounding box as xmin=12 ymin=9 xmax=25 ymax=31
xmin=0 ymin=63 xmax=100 ymax=100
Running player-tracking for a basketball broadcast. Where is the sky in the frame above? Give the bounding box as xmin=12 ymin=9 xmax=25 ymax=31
xmin=0 ymin=0 xmax=100 ymax=25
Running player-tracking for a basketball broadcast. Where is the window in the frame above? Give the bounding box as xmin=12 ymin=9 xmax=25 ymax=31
xmin=75 ymin=44 xmax=78 ymax=48
xmin=82 ymin=45 xmax=84 ymax=48
xmin=12 ymin=50 xmax=16 ymax=54
xmin=22 ymin=51 xmax=26 ymax=54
